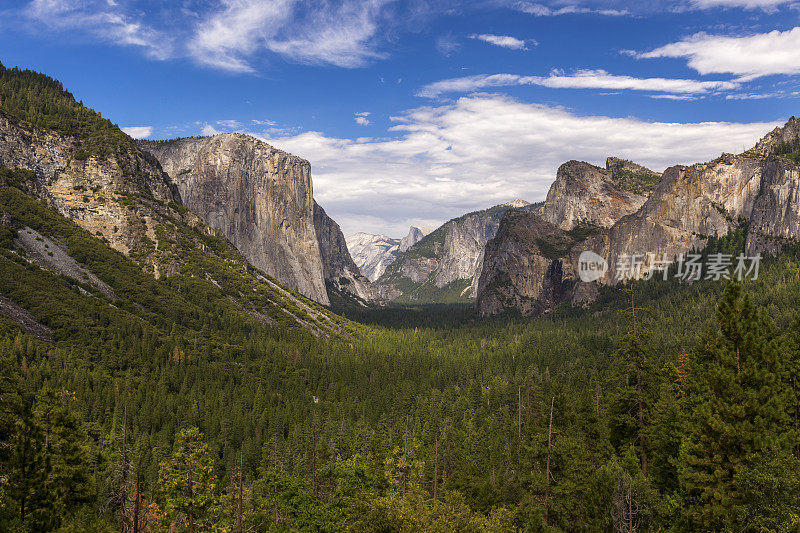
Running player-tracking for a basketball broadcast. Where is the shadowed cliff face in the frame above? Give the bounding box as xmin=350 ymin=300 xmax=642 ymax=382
xmin=377 ymin=200 xmax=531 ymax=304
xmin=140 ymin=134 xmax=331 ymax=305
xmin=477 ymin=117 xmax=800 ymax=317
xmin=313 ymin=202 xmax=383 ymax=306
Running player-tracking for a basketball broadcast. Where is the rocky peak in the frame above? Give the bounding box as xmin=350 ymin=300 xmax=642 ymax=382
xmin=539 ymin=158 xmax=657 ymax=231
xmin=400 ymin=226 xmax=432 ymax=252
xmin=377 ymin=201 xmax=529 ymax=303
xmin=751 ymin=116 xmax=800 ymax=157
xmin=477 ymin=117 xmax=800 ymax=317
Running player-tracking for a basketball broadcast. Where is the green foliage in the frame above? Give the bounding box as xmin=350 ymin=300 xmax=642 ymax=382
xmin=610 ymin=168 xmax=661 ymax=195
xmin=0 ymin=62 xmax=134 ymax=160
xmin=678 ymin=283 xmax=795 ymax=530
xmin=159 ymin=427 xmax=218 ymax=531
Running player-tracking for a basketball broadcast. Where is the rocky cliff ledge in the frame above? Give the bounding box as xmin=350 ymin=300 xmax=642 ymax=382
xmin=314 ymin=202 xmax=383 ymax=305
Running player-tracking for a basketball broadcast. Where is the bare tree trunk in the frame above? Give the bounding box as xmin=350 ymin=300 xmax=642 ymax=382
xmin=121 ymin=404 xmax=128 ymax=532
xmin=433 ymin=436 xmax=438 ymax=503
xmin=133 ymin=462 xmax=140 ymax=533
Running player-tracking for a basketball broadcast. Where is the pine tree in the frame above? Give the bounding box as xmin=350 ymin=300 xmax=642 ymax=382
xmin=159 ymin=427 xmax=217 ymax=533
xmin=678 ymin=283 xmax=793 ymax=530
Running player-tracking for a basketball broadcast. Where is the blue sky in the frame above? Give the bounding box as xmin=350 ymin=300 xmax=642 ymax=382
xmin=1 ymin=0 xmax=799 ymax=236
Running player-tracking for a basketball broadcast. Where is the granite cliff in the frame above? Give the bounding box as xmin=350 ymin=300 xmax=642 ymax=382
xmin=0 ymin=63 xmax=349 ymax=336
xmin=477 ymin=118 xmax=800 ymax=316
xmin=378 ymin=200 xmax=530 ymax=303
xmin=140 ymin=134 xmax=382 ymax=306
xmin=313 ymin=202 xmax=382 ymax=305
xmin=140 ymin=134 xmax=330 ymax=304
xmin=346 ymin=226 xmax=430 ymax=282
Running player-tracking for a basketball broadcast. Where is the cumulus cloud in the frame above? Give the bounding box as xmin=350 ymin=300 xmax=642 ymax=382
xmin=470 ymin=34 xmax=532 ymax=50
xmin=416 ymin=70 xmax=739 ymax=98
xmin=636 ymin=27 xmax=800 ymax=80
xmin=257 ymin=94 xmax=778 ymax=236
xmin=354 ymin=112 xmax=371 ymax=126
xmin=121 ymin=126 xmax=153 ymax=139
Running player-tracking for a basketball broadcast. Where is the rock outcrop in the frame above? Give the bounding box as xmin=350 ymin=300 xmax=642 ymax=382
xmin=313 ymin=202 xmax=383 ymax=305
xmin=540 ymin=159 xmax=658 ymax=230
xmin=140 ymin=134 xmax=331 ymax=304
xmin=477 ymin=118 xmax=800 ymax=316
xmin=378 ymin=200 xmax=530 ymax=303
xmin=477 ymin=211 xmax=568 ymax=316
xmin=0 ymin=111 xmax=181 ymax=273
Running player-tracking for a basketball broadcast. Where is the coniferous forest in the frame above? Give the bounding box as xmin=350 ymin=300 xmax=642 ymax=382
xmin=2 ymin=64 xmax=800 ymax=532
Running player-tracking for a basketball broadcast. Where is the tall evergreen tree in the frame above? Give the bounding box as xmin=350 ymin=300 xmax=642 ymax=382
xmin=678 ymin=283 xmax=793 ymax=530
xmin=159 ymin=427 xmax=218 ymax=532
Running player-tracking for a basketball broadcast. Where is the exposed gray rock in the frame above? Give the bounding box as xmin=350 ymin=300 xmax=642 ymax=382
xmin=378 ymin=200 xmax=530 ymax=302
xmin=347 ymin=226 xmax=431 ymax=281
xmin=140 ymin=134 xmax=330 ymax=304
xmin=313 ymin=202 xmax=383 ymax=305
xmin=477 ymin=118 xmax=800 ymax=316
xmin=540 ymin=159 xmax=658 ymax=230
xmin=346 ymin=232 xmax=401 ymax=281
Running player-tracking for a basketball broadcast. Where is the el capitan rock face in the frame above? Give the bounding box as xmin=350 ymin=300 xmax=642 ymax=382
xmin=477 ymin=118 xmax=800 ymax=316
xmin=140 ymin=134 xmax=331 ymax=304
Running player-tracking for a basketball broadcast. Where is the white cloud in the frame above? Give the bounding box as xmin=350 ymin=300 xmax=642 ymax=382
xmin=189 ymin=0 xmax=389 ymax=72
xmin=121 ymin=126 xmax=153 ymax=139
xmin=257 ymin=94 xmax=779 ymax=236
xmin=201 ymin=123 xmax=221 ymax=136
xmin=516 ymin=2 xmax=630 ymax=16
xmin=435 ymin=33 xmax=460 ymax=56
xmin=691 ymin=0 xmax=794 ymax=8
xmin=637 ymin=27 xmax=800 ymax=80
xmin=470 ymin=34 xmax=532 ymax=50
xmin=25 ymin=0 xmax=173 ymax=60
xmin=217 ymin=119 xmax=242 ymax=129
xmin=416 ymin=70 xmax=740 ymax=98
xmin=355 ymin=112 xmax=371 ymax=126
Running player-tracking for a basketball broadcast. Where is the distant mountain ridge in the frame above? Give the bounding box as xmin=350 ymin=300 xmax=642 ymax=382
xmin=346 ymin=226 xmax=431 ymax=282
xmin=376 ymin=200 xmax=533 ymax=304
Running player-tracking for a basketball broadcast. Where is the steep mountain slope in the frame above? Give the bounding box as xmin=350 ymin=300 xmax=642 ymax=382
xmin=0 ymin=63 xmax=351 ymax=337
xmin=346 ymin=226 xmax=430 ymax=281
xmin=140 ymin=134 xmax=383 ymax=307
xmin=313 ymin=202 xmax=383 ymax=306
xmin=477 ymin=119 xmax=800 ymax=316
xmin=377 ymin=200 xmax=530 ymax=303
